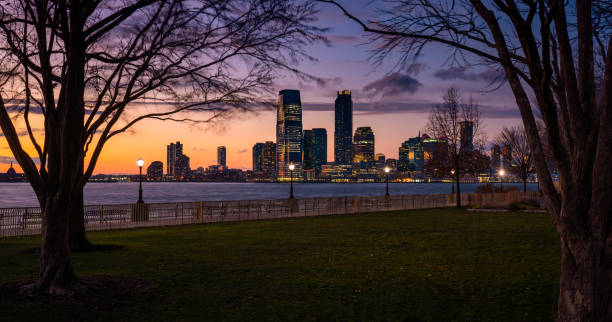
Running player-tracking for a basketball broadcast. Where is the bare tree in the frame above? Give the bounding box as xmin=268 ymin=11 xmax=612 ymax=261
xmin=426 ymin=87 xmax=484 ymax=207
xmin=0 ymin=0 xmax=323 ymax=295
xmin=320 ymin=0 xmax=612 ymax=319
xmin=496 ymin=126 xmax=534 ymax=192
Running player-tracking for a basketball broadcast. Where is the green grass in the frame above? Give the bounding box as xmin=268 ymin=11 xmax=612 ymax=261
xmin=0 ymin=208 xmax=560 ymax=321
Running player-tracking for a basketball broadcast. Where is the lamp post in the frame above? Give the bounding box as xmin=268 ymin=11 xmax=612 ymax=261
xmin=450 ymin=169 xmax=455 ymax=194
xmin=137 ymin=157 xmax=145 ymax=203
xmin=384 ymin=166 xmax=390 ymax=196
xmin=289 ymin=163 xmax=295 ymax=199
xmin=498 ymin=169 xmax=505 ymax=192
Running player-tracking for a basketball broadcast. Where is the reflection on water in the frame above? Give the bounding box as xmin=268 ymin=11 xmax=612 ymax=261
xmin=0 ymin=182 xmax=539 ymax=208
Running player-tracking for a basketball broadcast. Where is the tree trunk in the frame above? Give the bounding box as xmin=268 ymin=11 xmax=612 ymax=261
xmin=21 ymin=193 xmax=84 ymax=296
xmin=523 ymin=179 xmax=527 ymax=193
xmin=69 ymin=188 xmax=92 ymax=251
xmin=557 ymin=236 xmax=612 ymax=321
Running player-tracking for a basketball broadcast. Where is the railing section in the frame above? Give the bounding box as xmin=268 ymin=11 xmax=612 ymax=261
xmin=0 ymin=191 xmax=539 ymax=237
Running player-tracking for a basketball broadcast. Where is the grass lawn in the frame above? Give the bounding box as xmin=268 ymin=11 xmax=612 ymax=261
xmin=0 ymin=208 xmax=560 ymax=321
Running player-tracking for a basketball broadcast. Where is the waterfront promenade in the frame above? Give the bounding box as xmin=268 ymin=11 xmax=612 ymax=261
xmin=0 ymin=191 xmax=539 ymax=237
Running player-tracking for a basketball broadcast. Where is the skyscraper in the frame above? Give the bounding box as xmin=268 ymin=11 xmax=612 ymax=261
xmin=491 ymin=144 xmax=501 ymax=173
xmin=398 ymin=136 xmax=424 ymax=173
xmin=334 ymin=90 xmax=353 ymax=165
xmin=352 ymin=127 xmax=375 ymax=164
xmin=253 ymin=143 xmax=265 ymax=173
xmin=217 ymin=146 xmax=227 ymax=168
xmin=175 ymin=154 xmax=190 ymax=179
xmin=460 ymin=121 xmax=474 ymax=152
xmin=263 ymin=141 xmax=277 ymax=179
xmin=352 ymin=127 xmax=376 ymax=182
xmin=276 ymin=89 xmax=303 ymax=180
xmin=166 ymin=141 xmax=183 ymax=176
xmin=146 ymin=161 xmax=164 ymax=181
xmin=303 ymin=128 xmax=327 ymax=175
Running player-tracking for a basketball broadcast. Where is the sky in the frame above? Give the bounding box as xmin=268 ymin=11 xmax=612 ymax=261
xmin=0 ymin=0 xmax=525 ymax=174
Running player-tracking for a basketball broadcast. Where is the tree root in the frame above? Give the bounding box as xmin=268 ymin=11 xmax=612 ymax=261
xmin=18 ymin=279 xmax=88 ymax=297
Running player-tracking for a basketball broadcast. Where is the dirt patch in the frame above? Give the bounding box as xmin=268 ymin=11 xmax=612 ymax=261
xmin=0 ymin=275 xmax=155 ymax=308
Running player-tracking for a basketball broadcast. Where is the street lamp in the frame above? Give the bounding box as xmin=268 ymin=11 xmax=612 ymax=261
xmin=450 ymin=169 xmax=455 ymax=194
xmin=384 ymin=166 xmax=390 ymax=196
xmin=498 ymin=169 xmax=505 ymax=192
xmin=137 ymin=157 xmax=145 ymax=203
xmin=288 ymin=163 xmax=295 ymax=199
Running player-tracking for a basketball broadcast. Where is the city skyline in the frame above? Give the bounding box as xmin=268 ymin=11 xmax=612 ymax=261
xmin=0 ymin=0 xmax=526 ymax=175
xmin=0 ymin=97 xmax=522 ymax=175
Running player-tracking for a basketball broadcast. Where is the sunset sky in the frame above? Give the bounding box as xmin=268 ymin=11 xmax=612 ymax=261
xmin=0 ymin=0 xmax=525 ymax=174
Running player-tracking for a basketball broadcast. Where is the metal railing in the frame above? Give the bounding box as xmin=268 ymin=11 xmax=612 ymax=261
xmin=0 ymin=191 xmax=539 ymax=237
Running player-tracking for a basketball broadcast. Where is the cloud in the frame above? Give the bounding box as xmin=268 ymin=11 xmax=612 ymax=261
xmin=315 ymin=76 xmax=343 ymax=90
xmin=301 ymin=101 xmax=521 ymax=118
xmin=237 ymin=149 xmax=248 ymax=154
xmin=0 ymin=128 xmax=45 ymax=138
xmin=405 ymin=63 xmax=427 ymax=75
xmin=192 ymin=147 xmax=207 ymax=152
xmin=0 ymin=156 xmax=15 ymax=164
xmin=326 ymin=35 xmax=360 ymax=44
xmin=0 ymin=155 xmax=40 ymax=165
xmin=362 ymin=73 xmax=422 ymax=97
xmin=433 ymin=66 xmax=505 ymax=83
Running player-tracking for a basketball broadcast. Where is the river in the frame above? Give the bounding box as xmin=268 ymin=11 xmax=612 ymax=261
xmin=0 ymin=182 xmax=539 ymax=208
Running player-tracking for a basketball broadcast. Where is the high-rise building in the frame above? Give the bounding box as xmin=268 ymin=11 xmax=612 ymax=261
xmin=375 ymin=153 xmax=386 ymax=179
xmin=146 ymin=161 xmax=164 ymax=180
xmin=175 ymin=154 xmax=190 ymax=179
xmin=352 ymin=127 xmax=375 ymax=164
xmin=263 ymin=141 xmax=277 ymax=179
xmin=491 ymin=144 xmax=501 ymax=173
xmin=217 ymin=146 xmax=227 ymax=168
xmin=166 ymin=141 xmax=183 ymax=176
xmin=398 ymin=136 xmax=424 ymax=173
xmin=276 ymin=89 xmax=303 ymax=180
xmin=303 ymin=128 xmax=327 ymax=175
xmin=252 ymin=143 xmax=265 ymax=173
xmin=398 ymin=140 xmax=411 ymax=173
xmin=422 ymin=137 xmax=447 ymax=162
xmin=502 ymin=145 xmax=512 ymax=171
xmin=334 ymin=90 xmax=353 ymax=165
xmin=385 ymin=158 xmax=398 ymax=171
xmin=352 ymin=127 xmax=376 ymax=182
xmin=460 ymin=121 xmax=474 ymax=152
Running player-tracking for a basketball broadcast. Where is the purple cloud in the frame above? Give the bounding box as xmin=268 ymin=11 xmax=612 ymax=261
xmin=433 ymin=67 xmax=505 ymax=83
xmin=362 ymin=72 xmax=422 ymax=97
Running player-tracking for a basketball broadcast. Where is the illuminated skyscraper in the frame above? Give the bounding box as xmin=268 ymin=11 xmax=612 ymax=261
xmin=303 ymin=128 xmax=327 ymax=176
xmin=263 ymin=141 xmax=277 ymax=179
xmin=175 ymin=154 xmax=190 ymax=179
xmin=276 ymin=90 xmax=303 ymax=180
xmin=146 ymin=161 xmax=164 ymax=180
xmin=491 ymin=144 xmax=501 ymax=172
xmin=253 ymin=143 xmax=265 ymax=173
xmin=398 ymin=137 xmax=424 ymax=173
xmin=166 ymin=141 xmax=183 ymax=176
xmin=334 ymin=90 xmax=353 ymax=165
xmin=217 ymin=146 xmax=227 ymax=168
xmin=352 ymin=127 xmax=376 ymax=181
xmin=352 ymin=127 xmax=375 ymax=165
